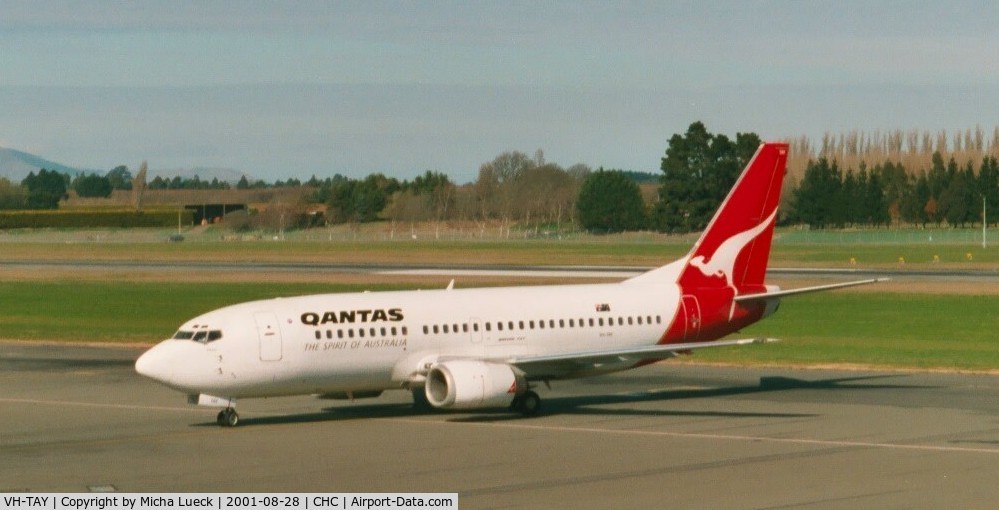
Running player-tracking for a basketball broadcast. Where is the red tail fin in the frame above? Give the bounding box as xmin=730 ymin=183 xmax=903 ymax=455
xmin=678 ymin=142 xmax=788 ymax=295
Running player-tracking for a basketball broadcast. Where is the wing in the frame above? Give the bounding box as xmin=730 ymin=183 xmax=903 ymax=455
xmin=504 ymin=337 xmax=777 ymax=380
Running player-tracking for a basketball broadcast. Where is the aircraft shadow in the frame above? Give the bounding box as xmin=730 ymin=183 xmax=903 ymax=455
xmin=192 ymin=373 xmax=933 ymax=428
xmin=451 ymin=374 xmax=933 ymax=423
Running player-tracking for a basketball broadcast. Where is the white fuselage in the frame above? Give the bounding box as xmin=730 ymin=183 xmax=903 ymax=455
xmin=136 ymin=279 xmax=683 ymax=400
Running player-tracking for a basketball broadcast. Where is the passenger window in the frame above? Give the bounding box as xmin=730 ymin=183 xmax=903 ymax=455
xmin=338 ymin=330 xmax=345 ymax=339
xmin=497 ymin=322 xmax=503 ymax=331
xmin=314 ymin=331 xmax=321 ymax=340
xmin=326 ymin=330 xmax=333 ymax=339
xmin=443 ymin=324 xmax=449 ymax=333
xmin=538 ymin=320 xmax=544 ymax=329
xmin=359 ymin=328 xmax=365 ymax=338
xmin=402 ymin=326 xmax=408 ymax=335
xmin=391 ymin=327 xmax=397 ymax=336
xmin=519 ymin=321 xmax=525 ymax=330
xmin=529 ymin=320 xmax=535 ymax=329
xmin=348 ymin=329 xmax=355 ymax=338
xmin=433 ymin=325 xmax=440 ymax=334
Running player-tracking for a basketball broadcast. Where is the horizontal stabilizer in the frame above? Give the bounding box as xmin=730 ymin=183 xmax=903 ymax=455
xmin=735 ymin=278 xmax=889 ymax=302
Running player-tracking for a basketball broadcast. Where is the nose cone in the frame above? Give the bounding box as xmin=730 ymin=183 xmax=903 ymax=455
xmin=135 ymin=343 xmax=173 ymax=384
xmin=135 ymin=339 xmax=228 ymax=394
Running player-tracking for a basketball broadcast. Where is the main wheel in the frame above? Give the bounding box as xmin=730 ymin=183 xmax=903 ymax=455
xmin=514 ymin=391 xmax=541 ymax=417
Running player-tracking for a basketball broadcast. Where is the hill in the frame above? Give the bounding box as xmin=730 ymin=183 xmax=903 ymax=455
xmin=0 ymin=147 xmax=90 ymax=182
xmin=0 ymin=147 xmax=251 ymax=185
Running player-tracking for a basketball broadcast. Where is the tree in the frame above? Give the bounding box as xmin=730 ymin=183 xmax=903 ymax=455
xmin=577 ymin=169 xmax=646 ymax=233
xmin=652 ymin=122 xmax=761 ymax=232
xmin=21 ymin=169 xmax=67 ymax=209
xmin=73 ymin=173 xmax=113 ymax=198
xmin=386 ymin=171 xmax=456 ymax=228
xmin=0 ymin=177 xmax=28 ymax=209
xmin=107 ymin=165 xmax=133 ymax=190
xmin=475 ymin=151 xmax=536 ymax=224
xmin=792 ymin=158 xmax=841 ymax=228
xmin=324 ymin=174 xmax=400 ymax=223
xmin=978 ymin=156 xmax=999 ymax=226
xmin=862 ymin=168 xmax=888 ymax=226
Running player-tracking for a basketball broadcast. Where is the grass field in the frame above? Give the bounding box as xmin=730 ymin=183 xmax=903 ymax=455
xmin=697 ymin=293 xmax=999 ymax=371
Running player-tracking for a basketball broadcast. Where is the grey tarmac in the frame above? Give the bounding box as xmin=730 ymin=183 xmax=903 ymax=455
xmin=1 ymin=342 xmax=998 ymax=509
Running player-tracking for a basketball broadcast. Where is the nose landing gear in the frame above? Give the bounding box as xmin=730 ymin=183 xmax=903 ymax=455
xmin=216 ymin=408 xmax=239 ymax=427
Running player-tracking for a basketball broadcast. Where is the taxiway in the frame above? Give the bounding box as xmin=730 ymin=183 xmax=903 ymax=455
xmin=1 ymin=342 xmax=997 ymax=508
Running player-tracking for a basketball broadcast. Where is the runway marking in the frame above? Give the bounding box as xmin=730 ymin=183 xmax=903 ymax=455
xmin=390 ymin=417 xmax=999 ymax=455
xmin=0 ymin=397 xmax=202 ymax=413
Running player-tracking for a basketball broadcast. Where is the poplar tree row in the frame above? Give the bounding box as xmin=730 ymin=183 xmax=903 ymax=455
xmin=791 ymin=153 xmax=999 ymax=228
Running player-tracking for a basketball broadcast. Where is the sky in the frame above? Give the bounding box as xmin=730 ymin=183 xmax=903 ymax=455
xmin=2 ymin=1 xmax=998 ymax=183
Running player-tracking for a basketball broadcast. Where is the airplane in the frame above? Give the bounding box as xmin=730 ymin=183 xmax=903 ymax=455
xmin=135 ymin=142 xmax=884 ymax=427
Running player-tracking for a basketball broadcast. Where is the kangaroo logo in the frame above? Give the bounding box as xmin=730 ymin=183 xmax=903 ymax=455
xmin=688 ymin=208 xmax=777 ymax=292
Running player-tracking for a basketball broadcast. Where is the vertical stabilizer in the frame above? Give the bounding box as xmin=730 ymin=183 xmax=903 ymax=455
xmin=679 ymin=142 xmax=788 ymax=295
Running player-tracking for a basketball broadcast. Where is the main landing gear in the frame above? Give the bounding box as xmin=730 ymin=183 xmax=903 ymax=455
xmin=510 ymin=390 xmax=541 ymax=416
xmin=216 ymin=408 xmax=239 ymax=427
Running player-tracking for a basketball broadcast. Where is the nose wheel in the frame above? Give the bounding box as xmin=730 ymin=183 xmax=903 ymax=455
xmin=216 ymin=408 xmax=239 ymax=427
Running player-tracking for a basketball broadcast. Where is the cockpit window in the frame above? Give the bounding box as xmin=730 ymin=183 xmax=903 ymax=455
xmin=172 ymin=330 xmax=223 ymax=343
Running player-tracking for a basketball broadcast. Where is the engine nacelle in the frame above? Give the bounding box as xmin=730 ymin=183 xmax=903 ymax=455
xmin=425 ymin=360 xmax=526 ymax=410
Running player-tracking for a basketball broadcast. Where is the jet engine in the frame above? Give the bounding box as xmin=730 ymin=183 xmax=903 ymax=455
xmin=424 ymin=360 xmax=526 ymax=410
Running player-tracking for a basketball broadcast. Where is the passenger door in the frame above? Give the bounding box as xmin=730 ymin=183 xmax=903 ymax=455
xmin=255 ymin=312 xmax=283 ymax=361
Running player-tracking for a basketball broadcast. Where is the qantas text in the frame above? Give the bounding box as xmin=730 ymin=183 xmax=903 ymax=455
xmin=301 ymin=308 xmax=404 ymax=326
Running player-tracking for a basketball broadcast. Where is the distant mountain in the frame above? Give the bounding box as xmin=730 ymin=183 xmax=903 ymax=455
xmin=0 ymin=147 xmax=252 ymax=185
xmin=0 ymin=147 xmax=91 ymax=182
